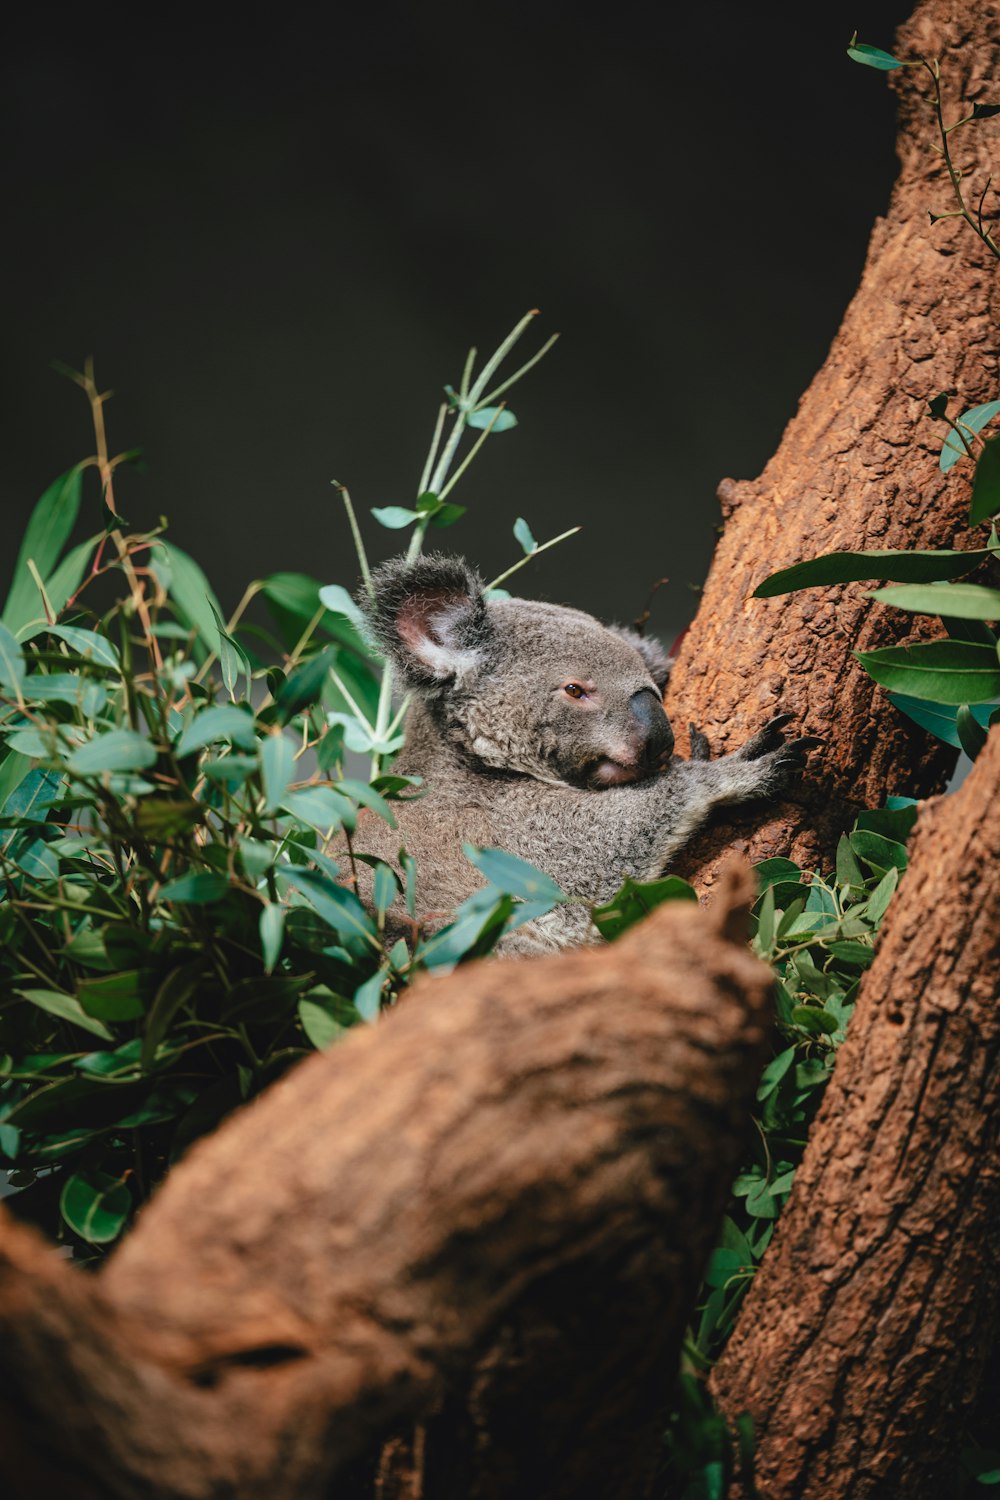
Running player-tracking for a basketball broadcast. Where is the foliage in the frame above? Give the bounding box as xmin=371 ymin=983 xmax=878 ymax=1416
xmin=0 ymin=318 xmax=582 ymax=1259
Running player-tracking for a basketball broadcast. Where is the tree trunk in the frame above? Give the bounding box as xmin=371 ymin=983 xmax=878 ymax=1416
xmin=710 ymin=725 xmax=1000 ymax=1497
xmin=664 ymin=0 xmax=999 ymax=890
xmin=0 ymin=871 xmax=772 ymax=1500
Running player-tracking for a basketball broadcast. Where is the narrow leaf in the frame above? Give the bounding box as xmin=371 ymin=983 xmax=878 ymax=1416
xmin=2 ymin=468 xmax=84 ymax=633
xmin=970 ymin=434 xmax=1000 ymax=526
xmin=869 ymin=581 xmax=1000 ymax=619
xmin=755 ymin=548 xmax=995 ymax=597
xmin=857 ymin=640 xmax=1000 ymax=704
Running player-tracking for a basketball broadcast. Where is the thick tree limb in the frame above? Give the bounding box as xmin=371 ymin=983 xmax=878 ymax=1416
xmin=711 ymin=726 xmax=1000 ymax=1496
xmin=0 ymin=868 xmax=772 ymax=1500
xmin=665 ymin=0 xmax=1000 ymax=889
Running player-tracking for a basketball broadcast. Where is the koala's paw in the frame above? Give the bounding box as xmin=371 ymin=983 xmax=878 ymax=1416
xmin=738 ymin=714 xmax=819 ymax=795
xmin=688 ymin=723 xmax=712 ymax=761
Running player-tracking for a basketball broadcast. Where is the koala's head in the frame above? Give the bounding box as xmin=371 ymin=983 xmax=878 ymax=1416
xmin=363 ymin=553 xmax=673 ymax=789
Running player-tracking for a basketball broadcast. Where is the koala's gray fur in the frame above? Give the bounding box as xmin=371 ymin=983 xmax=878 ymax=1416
xmin=350 ymin=553 xmax=813 ymax=955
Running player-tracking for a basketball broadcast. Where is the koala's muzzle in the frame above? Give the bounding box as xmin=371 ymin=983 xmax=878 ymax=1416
xmin=590 ymin=690 xmax=674 ymax=787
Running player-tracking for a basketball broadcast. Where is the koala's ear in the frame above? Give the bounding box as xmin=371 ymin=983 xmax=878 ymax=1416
xmin=363 ymin=553 xmax=493 ymax=688
xmin=609 ymin=626 xmax=671 ymax=695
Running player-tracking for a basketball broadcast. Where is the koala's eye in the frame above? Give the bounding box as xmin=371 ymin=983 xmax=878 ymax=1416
xmin=563 ymin=682 xmax=588 ymax=700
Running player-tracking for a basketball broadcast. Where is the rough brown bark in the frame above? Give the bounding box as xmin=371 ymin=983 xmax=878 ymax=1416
xmin=0 ymin=871 xmax=772 ymax=1500
xmin=665 ymin=0 xmax=999 ymax=889
xmin=711 ymin=725 xmax=1000 ymax=1497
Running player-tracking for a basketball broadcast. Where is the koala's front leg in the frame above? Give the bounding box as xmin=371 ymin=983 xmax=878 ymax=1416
xmin=688 ymin=712 xmax=817 ymax=806
xmin=637 ymin=715 xmax=815 ymax=879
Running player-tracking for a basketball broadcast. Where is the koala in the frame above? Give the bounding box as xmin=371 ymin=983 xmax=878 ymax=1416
xmin=350 ymin=553 xmax=813 ymax=954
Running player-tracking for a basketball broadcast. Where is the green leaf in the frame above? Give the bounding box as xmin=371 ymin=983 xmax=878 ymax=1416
xmin=156 ymin=542 xmax=226 ymax=653
xmin=281 ymin=866 xmax=378 ymax=946
xmin=68 ymin=729 xmax=158 ymax=776
xmin=429 ymin=503 xmax=467 ymax=529
xmin=336 ymin=778 xmax=397 ymax=827
xmin=869 ymin=581 xmax=1000 ymax=619
xmin=370 ymin=506 xmax=419 ymax=529
xmin=464 ymin=845 xmax=565 ymax=904
xmin=856 ymin=640 xmax=1000 ymax=704
xmin=836 ymin=835 xmax=865 ymax=889
xmin=791 ymin=1004 xmax=840 ymax=1036
xmin=210 ymin=601 xmax=251 ymax=698
xmin=467 ymin=406 xmax=517 ymax=432
xmin=158 ymin=871 xmax=229 ymax=903
xmin=956 ymin=704 xmax=989 ymax=759
xmin=591 ymin=873 xmax=697 ymax=940
xmin=972 ymin=103 xmax=1000 ymax=120
xmin=757 ymin=1047 xmax=796 ymax=1102
xmin=60 ymin=1169 xmax=131 ymax=1245
xmin=970 ymin=434 xmax=1000 ymax=525
xmin=703 ymin=1247 xmax=750 ymax=1288
xmin=77 ymin=970 xmax=145 ymax=1021
xmin=847 ymin=40 xmax=903 ymax=69
xmin=275 ymin=651 xmax=331 ymax=721
xmin=513 ymin=517 xmax=537 ymax=554
xmin=141 ymin=962 xmax=202 ymax=1071
xmin=17 ymin=988 xmax=113 ymax=1040
xmin=353 ymin=969 xmax=385 ymax=1023
xmin=755 ymin=549 xmax=996 ymax=598
xmin=298 ymin=997 xmax=347 ymax=1050
xmin=316 ymin=582 xmax=368 ymax=632
xmin=280 ymin=785 xmax=351 ymax=831
xmin=44 ymin=536 xmax=99 ymax=617
xmin=940 ymin=399 xmax=1000 ymax=472
xmin=0 ymin=622 xmax=25 ymax=693
xmin=260 ymin=732 xmax=296 ymax=813
xmin=175 ymin=704 xmax=258 ymax=756
xmin=371 ymin=861 xmax=400 ymax=917
xmin=850 ymin=829 xmax=908 ymax=872
xmin=755 ymin=883 xmax=776 ymax=952
xmin=260 ymin=904 xmax=286 ymax=974
xmin=889 ymin=692 xmax=995 ymax=748
xmin=3 ymin=468 xmax=84 ymax=633
xmin=863 ymin=866 xmax=899 ymax=924
xmin=22 ymin=623 xmax=120 ymax=669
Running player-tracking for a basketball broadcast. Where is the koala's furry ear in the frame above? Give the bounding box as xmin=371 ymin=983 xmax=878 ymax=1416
xmin=363 ymin=554 xmax=493 ymax=688
xmin=609 ymin=626 xmax=671 ymax=695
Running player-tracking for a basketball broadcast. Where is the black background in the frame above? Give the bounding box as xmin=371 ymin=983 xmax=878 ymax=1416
xmin=3 ymin=1 xmax=913 ymax=641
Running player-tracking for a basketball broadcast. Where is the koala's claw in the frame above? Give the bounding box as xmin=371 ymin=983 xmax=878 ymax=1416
xmin=688 ymin=723 xmax=712 ymax=761
xmin=738 ymin=711 xmax=797 ymax=762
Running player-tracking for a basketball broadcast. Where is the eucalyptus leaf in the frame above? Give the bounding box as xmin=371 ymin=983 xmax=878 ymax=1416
xmin=857 ymin=640 xmax=1000 ymax=704
xmin=970 ymin=433 xmax=1000 ymax=526
xmin=755 ymin=548 xmax=996 ymax=598
xmin=370 ymin=506 xmax=419 ymax=529
xmin=513 ymin=517 xmax=537 ymax=554
xmin=868 ymin=581 xmax=1000 ymax=619
xmin=464 ymin=844 xmax=564 ymax=903
xmin=847 ymin=40 xmax=903 ymax=69
xmin=2 ymin=468 xmax=84 ymax=634
xmin=176 ymin=704 xmax=258 ymax=756
xmin=940 ymin=399 xmax=1000 ymax=472
xmin=60 ymin=1169 xmax=131 ymax=1245
xmin=467 ymin=406 xmax=517 ymax=431
xmin=260 ymin=732 xmax=296 ymax=813
xmin=68 ymin=730 xmax=158 ymax=776
xmin=158 ymin=871 xmax=229 ymax=903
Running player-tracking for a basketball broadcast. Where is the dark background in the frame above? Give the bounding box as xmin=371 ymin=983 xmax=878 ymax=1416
xmin=2 ymin=0 xmax=913 ymax=641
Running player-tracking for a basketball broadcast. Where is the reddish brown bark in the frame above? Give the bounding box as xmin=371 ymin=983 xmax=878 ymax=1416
xmin=665 ymin=0 xmax=1000 ymax=889
xmin=711 ymin=726 xmax=1000 ymax=1497
xmin=0 ymin=871 xmax=772 ymax=1500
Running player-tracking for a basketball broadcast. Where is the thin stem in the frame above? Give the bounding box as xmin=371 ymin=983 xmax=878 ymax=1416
xmin=478 ymin=332 xmax=560 ymax=408
xmin=459 ymin=346 xmax=477 ymax=402
xmin=329 ymin=666 xmax=375 ymax=731
xmin=466 ymin=309 xmax=540 ymax=407
xmin=485 ymin=526 xmax=582 ymax=591
xmin=417 ymin=403 xmax=448 ymax=497
xmin=437 ymin=405 xmax=507 ymax=501
xmin=923 ymin=58 xmax=1000 ymax=259
xmin=336 ymin=484 xmax=373 ymax=596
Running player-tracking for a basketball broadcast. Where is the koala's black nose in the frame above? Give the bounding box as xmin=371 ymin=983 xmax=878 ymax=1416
xmin=628 ymin=689 xmax=674 ymax=768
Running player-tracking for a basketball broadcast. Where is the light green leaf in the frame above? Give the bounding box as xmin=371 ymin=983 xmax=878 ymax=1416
xmin=281 ymin=866 xmax=378 ymax=946
xmin=260 ymin=904 xmax=286 ymax=973
xmin=260 ymin=732 xmax=295 ymax=813
xmin=157 ymin=542 xmax=226 ymax=653
xmin=42 ymin=536 xmax=98 ymax=619
xmin=353 ymin=969 xmax=386 ymax=1023
xmin=3 ymin=468 xmax=84 ymax=633
xmin=467 ymin=406 xmax=517 ymax=431
xmin=298 ymin=997 xmax=347 ymax=1050
xmin=889 ymin=692 xmax=996 ymax=749
xmin=68 ymin=730 xmax=158 ymax=776
xmin=280 ymin=785 xmax=351 ymax=830
xmin=370 ymin=506 xmax=419 ymax=529
xmin=847 ymin=40 xmax=903 ymax=69
xmin=21 ymin=623 xmax=120 ymax=669
xmin=513 ymin=517 xmax=536 ymax=554
xmin=0 ymin=622 xmax=25 ymax=693
xmin=869 ymin=581 xmax=1000 ymax=619
xmin=209 ymin=601 xmax=251 ymax=698
xmin=175 ymin=704 xmax=258 ymax=756
xmin=856 ymin=640 xmax=1000 ymax=704
xmin=940 ymin=399 xmax=1000 ymax=472
xmin=317 ymin=583 xmax=367 ymax=631
xmin=463 ymin=845 xmax=564 ymax=903
xmin=18 ymin=987 xmax=113 ymax=1040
